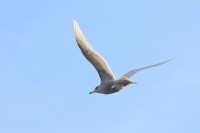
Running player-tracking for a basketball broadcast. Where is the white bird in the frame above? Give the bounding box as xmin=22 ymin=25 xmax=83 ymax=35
xmin=73 ymin=20 xmax=172 ymax=94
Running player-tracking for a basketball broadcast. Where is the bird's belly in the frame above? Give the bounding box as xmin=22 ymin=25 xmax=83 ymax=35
xmin=112 ymin=85 xmax=124 ymax=91
xmin=102 ymin=85 xmax=124 ymax=94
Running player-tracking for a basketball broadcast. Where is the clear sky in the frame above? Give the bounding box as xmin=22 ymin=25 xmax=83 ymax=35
xmin=0 ymin=0 xmax=200 ymax=133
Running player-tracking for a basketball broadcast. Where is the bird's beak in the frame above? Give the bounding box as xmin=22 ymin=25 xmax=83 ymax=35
xmin=89 ymin=91 xmax=94 ymax=94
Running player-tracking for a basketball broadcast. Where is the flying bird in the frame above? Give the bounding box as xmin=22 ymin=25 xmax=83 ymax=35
xmin=73 ymin=20 xmax=172 ymax=94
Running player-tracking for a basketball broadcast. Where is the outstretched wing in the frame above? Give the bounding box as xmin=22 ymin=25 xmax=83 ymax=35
xmin=123 ymin=59 xmax=173 ymax=79
xmin=73 ymin=20 xmax=115 ymax=82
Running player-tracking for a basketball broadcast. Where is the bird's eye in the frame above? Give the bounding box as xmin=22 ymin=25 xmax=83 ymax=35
xmin=95 ymin=86 xmax=98 ymax=90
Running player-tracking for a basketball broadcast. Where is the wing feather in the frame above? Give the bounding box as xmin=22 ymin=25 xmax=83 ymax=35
xmin=73 ymin=20 xmax=115 ymax=81
xmin=123 ymin=59 xmax=173 ymax=79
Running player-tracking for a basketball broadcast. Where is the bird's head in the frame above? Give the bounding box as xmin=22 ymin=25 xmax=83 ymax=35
xmin=89 ymin=85 xmax=100 ymax=94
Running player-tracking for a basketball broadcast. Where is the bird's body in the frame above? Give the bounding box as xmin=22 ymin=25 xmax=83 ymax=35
xmin=93 ymin=76 xmax=134 ymax=94
xmin=73 ymin=20 xmax=172 ymax=94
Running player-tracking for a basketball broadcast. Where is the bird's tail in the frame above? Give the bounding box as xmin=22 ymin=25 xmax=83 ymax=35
xmin=118 ymin=76 xmax=137 ymax=86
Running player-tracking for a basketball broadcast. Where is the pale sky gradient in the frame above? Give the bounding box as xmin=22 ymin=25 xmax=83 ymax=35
xmin=0 ymin=0 xmax=200 ymax=133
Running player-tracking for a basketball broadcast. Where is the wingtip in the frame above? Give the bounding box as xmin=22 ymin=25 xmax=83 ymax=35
xmin=73 ymin=20 xmax=79 ymax=34
xmin=157 ymin=58 xmax=174 ymax=66
xmin=73 ymin=19 xmax=77 ymax=26
xmin=166 ymin=58 xmax=174 ymax=63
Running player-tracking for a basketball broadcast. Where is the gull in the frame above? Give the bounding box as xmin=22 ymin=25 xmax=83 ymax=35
xmin=73 ymin=20 xmax=172 ymax=94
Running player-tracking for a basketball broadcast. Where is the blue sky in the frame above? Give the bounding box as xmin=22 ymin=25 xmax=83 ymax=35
xmin=0 ymin=0 xmax=200 ymax=133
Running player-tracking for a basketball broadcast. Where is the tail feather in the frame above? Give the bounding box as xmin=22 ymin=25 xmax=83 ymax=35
xmin=119 ymin=76 xmax=136 ymax=86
